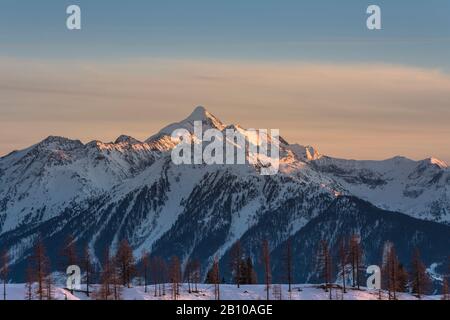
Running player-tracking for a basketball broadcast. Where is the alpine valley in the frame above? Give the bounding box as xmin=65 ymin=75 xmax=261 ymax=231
xmin=0 ymin=106 xmax=449 ymax=284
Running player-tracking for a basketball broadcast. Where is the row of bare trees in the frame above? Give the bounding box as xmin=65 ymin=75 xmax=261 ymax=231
xmin=317 ymin=235 xmax=444 ymax=300
xmin=0 ymin=234 xmax=449 ymax=300
xmin=382 ymin=245 xmax=433 ymax=300
xmin=24 ymin=238 xmax=55 ymax=300
xmin=228 ymin=240 xmax=258 ymax=288
xmin=206 ymin=240 xmax=260 ymax=300
xmin=228 ymin=239 xmax=291 ymax=300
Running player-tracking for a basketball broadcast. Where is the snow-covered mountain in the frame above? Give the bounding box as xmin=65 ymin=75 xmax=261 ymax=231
xmin=312 ymin=156 xmax=450 ymax=223
xmin=0 ymin=106 xmax=449 ymax=281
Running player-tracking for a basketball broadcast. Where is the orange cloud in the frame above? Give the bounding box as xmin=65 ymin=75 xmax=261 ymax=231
xmin=1 ymin=57 xmax=449 ymax=162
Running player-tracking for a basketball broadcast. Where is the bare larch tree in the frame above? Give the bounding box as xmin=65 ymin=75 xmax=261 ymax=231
xmin=410 ymin=248 xmax=430 ymax=299
xmin=284 ymin=239 xmax=293 ymax=293
xmin=31 ymin=238 xmax=50 ymax=300
xmin=317 ymin=240 xmax=333 ymax=300
xmin=1 ymin=249 xmax=9 ymax=300
xmin=230 ymin=241 xmax=243 ymax=288
xmin=170 ymin=256 xmax=181 ymax=300
xmin=338 ymin=238 xmax=348 ymax=294
xmin=141 ymin=251 xmax=150 ymax=293
xmin=116 ymin=239 xmax=136 ymax=288
xmin=82 ymin=245 xmax=93 ymax=297
xmin=349 ymin=235 xmax=363 ymax=289
xmin=261 ymin=239 xmax=271 ymax=301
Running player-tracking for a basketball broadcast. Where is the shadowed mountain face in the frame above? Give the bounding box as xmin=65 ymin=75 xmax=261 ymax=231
xmin=0 ymin=107 xmax=449 ymax=282
xmin=269 ymin=197 xmax=450 ymax=284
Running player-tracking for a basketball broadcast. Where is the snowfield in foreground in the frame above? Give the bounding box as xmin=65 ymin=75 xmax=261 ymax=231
xmin=3 ymin=284 xmax=443 ymax=301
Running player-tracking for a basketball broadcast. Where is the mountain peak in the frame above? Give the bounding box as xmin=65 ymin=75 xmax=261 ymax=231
xmin=187 ymin=106 xmax=207 ymax=119
xmin=146 ymin=106 xmax=225 ymax=143
xmin=184 ymin=106 xmax=224 ymax=129
xmin=37 ymin=136 xmax=83 ymax=150
xmin=114 ymin=135 xmax=141 ymax=144
xmin=289 ymin=144 xmax=321 ymax=161
xmin=40 ymin=136 xmax=71 ymax=144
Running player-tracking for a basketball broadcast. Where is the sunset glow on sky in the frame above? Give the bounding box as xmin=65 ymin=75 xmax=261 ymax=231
xmin=1 ymin=0 xmax=449 ymax=162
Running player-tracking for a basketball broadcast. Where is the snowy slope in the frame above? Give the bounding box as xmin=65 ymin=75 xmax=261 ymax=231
xmin=2 ymin=283 xmax=443 ymax=301
xmin=312 ymin=156 xmax=450 ymax=223
xmin=0 ymin=136 xmax=160 ymax=233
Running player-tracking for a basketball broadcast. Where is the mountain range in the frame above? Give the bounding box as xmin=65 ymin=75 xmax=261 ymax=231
xmin=0 ymin=106 xmax=449 ymax=283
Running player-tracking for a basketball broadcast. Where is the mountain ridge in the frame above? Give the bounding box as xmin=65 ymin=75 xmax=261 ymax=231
xmin=0 ymin=106 xmax=449 ymax=282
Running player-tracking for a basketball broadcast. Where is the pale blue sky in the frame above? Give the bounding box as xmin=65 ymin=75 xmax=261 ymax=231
xmin=0 ymin=0 xmax=449 ymax=70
